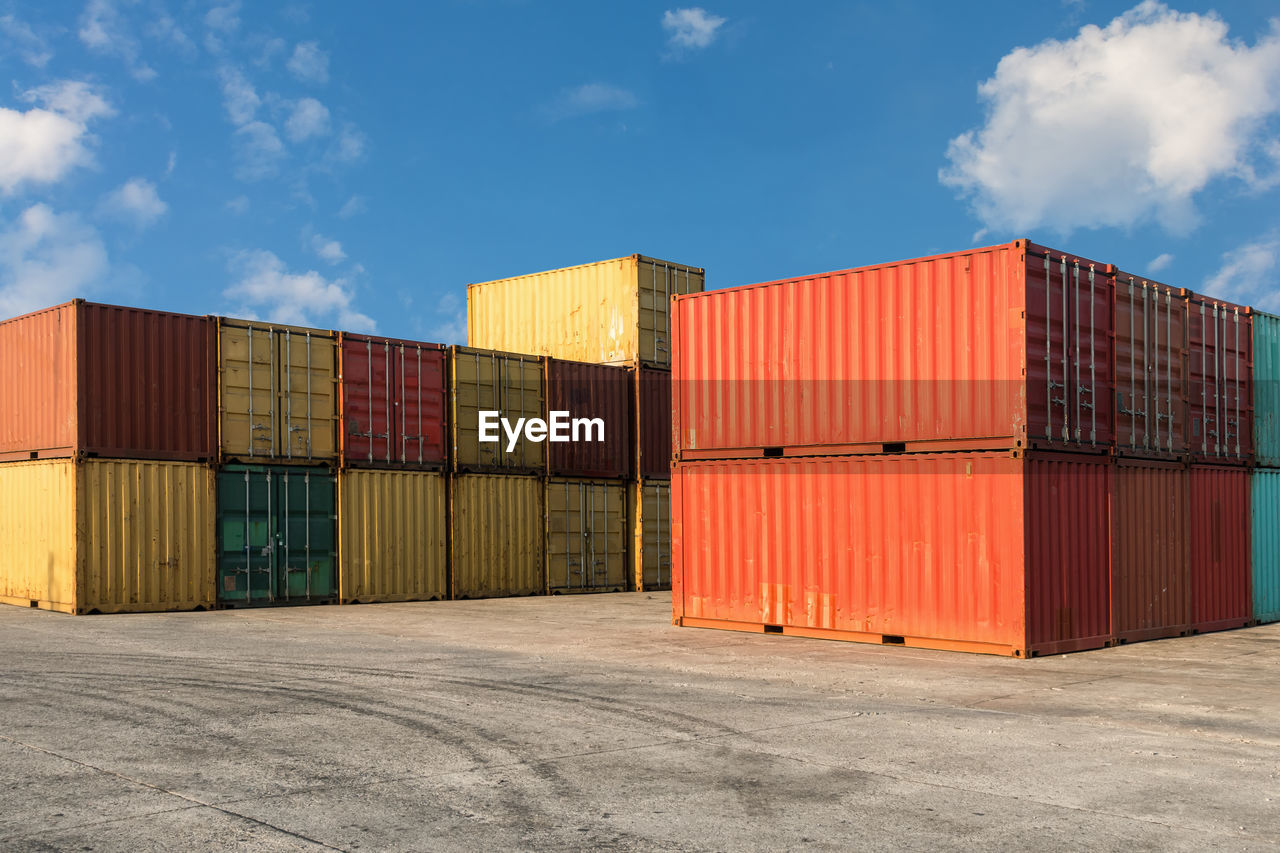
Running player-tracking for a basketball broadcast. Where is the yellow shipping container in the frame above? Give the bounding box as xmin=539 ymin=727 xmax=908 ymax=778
xmin=628 ymin=479 xmax=671 ymax=591
xmin=0 ymin=459 xmax=216 ymax=614
xmin=450 ymin=474 xmax=543 ymax=598
xmin=218 ymin=317 xmax=339 ymax=463
xmin=338 ymin=469 xmax=447 ymax=603
xmin=450 ymin=347 xmax=545 ymax=473
xmin=467 ymin=255 xmax=704 ymax=369
xmin=545 ymin=478 xmax=627 ymax=594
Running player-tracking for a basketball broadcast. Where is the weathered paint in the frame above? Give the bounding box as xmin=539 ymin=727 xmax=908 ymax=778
xmin=545 ymin=478 xmax=627 ymax=593
xmin=545 ymin=359 xmax=630 ymax=479
xmin=450 ymin=347 xmax=545 ymax=473
xmin=1113 ymin=273 xmax=1188 ymax=457
xmin=218 ymin=318 xmax=339 ymax=463
xmin=1250 ymin=468 xmax=1280 ymax=623
xmin=1184 ymin=293 xmax=1252 ymax=464
xmin=628 ymin=479 xmax=670 ymax=591
xmin=1253 ymin=312 xmax=1280 ymax=467
xmin=0 ymin=459 xmax=216 ymax=614
xmin=1111 ymin=459 xmax=1190 ymax=644
xmin=1188 ymin=465 xmax=1251 ymax=633
xmin=450 ymin=474 xmax=543 ymax=598
xmin=672 ymin=452 xmax=1111 ymax=657
xmin=339 ymin=334 xmax=447 ymax=468
xmin=338 ymin=469 xmax=447 ymax=603
xmin=467 ymin=255 xmax=704 ymax=369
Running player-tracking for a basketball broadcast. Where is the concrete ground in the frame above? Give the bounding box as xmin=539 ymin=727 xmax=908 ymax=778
xmin=0 ymin=594 xmax=1277 ymax=852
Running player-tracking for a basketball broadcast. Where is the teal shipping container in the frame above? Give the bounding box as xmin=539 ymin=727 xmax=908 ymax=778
xmin=217 ymin=464 xmax=337 ymax=606
xmin=1254 ymin=312 xmax=1280 ymax=467
xmin=1253 ymin=468 xmax=1280 ymax=623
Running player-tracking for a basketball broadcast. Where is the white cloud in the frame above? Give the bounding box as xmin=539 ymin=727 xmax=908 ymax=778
xmin=99 ymin=178 xmax=168 ymax=229
xmin=218 ymin=66 xmax=260 ymax=126
xmin=662 ymin=7 xmax=726 ymax=50
xmin=205 ymin=2 xmax=240 ymax=34
xmin=1203 ymin=232 xmax=1280 ymax=309
xmin=0 ymin=82 xmax=113 ymax=195
xmin=1147 ymin=252 xmax=1174 ymax=273
xmin=0 ymin=204 xmax=109 ymax=317
xmin=429 ymin=292 xmax=467 ymax=344
xmin=78 ymin=0 xmax=156 ymax=81
xmin=941 ymin=2 xmax=1280 ymax=235
xmin=233 ymin=121 xmax=286 ymax=181
xmin=309 ymin=233 xmax=346 ymax=264
xmin=165 ymin=150 xmax=177 ymax=176
xmin=0 ymin=14 xmax=52 ymax=67
xmin=287 ymin=41 xmax=329 ymax=84
xmin=226 ymin=195 xmax=249 ymax=214
xmin=285 ymin=97 xmax=331 ymax=142
xmin=145 ymin=13 xmax=196 ymax=57
xmin=225 ymin=249 xmax=374 ymax=331
xmin=545 ymin=83 xmax=639 ymax=121
xmin=337 ymin=195 xmax=366 ymax=219
xmin=331 ymin=123 xmax=366 ymax=162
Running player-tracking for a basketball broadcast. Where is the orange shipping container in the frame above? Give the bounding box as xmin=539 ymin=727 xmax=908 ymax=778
xmin=672 ymin=452 xmax=1112 ymax=657
xmin=1110 ymin=459 xmax=1190 ymax=644
xmin=1189 ymin=465 xmax=1252 ymax=634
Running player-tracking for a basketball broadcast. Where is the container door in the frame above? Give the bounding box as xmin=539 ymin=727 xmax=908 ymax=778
xmin=1114 ymin=275 xmax=1187 ymax=455
xmin=1254 ymin=314 xmax=1280 ymax=467
xmin=1189 ymin=300 xmax=1251 ymax=462
xmin=452 ymin=349 xmax=544 ymax=472
xmin=637 ymin=258 xmax=703 ymax=369
xmin=277 ymin=468 xmax=336 ymax=601
xmin=342 ymin=337 xmax=394 ymax=464
xmin=277 ymin=329 xmax=338 ymax=461
xmin=396 ymin=344 xmax=447 ymax=466
xmin=641 ymin=481 xmax=670 ymax=589
xmin=217 ymin=467 xmax=276 ymax=604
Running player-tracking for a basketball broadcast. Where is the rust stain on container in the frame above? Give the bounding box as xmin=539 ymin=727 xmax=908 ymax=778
xmin=545 ymin=359 xmax=630 ymax=479
xmin=634 ymin=367 xmax=672 ymax=479
xmin=1113 ymin=273 xmax=1188 ymax=458
xmin=339 ymin=469 xmax=447 ymax=603
xmin=1111 ymin=459 xmax=1190 ymax=644
xmin=0 ymin=300 xmax=215 ymax=462
xmin=672 ymin=452 xmax=1111 ymax=657
xmin=339 ymin=334 xmax=448 ymax=469
xmin=1184 ymin=292 xmax=1251 ymax=464
xmin=450 ymin=473 xmax=543 ymax=598
xmin=1188 ymin=465 xmax=1251 ymax=633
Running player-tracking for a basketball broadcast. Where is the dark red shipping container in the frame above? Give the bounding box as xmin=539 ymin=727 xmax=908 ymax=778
xmin=1113 ymin=272 xmax=1188 ymax=458
xmin=634 ymin=366 xmax=671 ymax=479
xmin=339 ymin=334 xmax=447 ymax=468
xmin=1189 ymin=465 xmax=1252 ymax=633
xmin=544 ymin=358 xmax=630 ymax=479
xmin=1111 ymin=459 xmax=1190 ymax=644
xmin=0 ymin=300 xmax=215 ymax=461
xmin=1184 ymin=292 xmax=1251 ymax=464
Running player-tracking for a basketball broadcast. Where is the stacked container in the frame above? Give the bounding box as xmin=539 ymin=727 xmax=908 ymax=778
xmin=1252 ymin=312 xmax=1280 ymax=624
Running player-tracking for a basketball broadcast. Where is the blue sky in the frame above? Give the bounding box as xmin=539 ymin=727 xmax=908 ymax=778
xmin=1 ymin=1 xmax=1278 ymax=342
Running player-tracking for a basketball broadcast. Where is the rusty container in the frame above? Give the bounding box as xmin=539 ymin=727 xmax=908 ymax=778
xmin=1188 ymin=465 xmax=1252 ymax=633
xmin=1110 ymin=458 xmax=1191 ymax=644
xmin=1113 ymin=272 xmax=1188 ymax=458
xmin=339 ymin=334 xmax=448 ymax=469
xmin=544 ymin=359 xmax=630 ymax=479
xmin=1184 ymin=292 xmax=1251 ymax=464
xmin=634 ymin=367 xmax=672 ymax=479
xmin=672 ymin=240 xmax=1114 ymax=460
xmin=0 ymin=300 xmax=215 ymax=462
xmin=672 ymin=451 xmax=1112 ymax=657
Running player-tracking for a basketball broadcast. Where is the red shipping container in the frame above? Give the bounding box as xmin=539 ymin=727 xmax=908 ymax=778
xmin=1184 ymin=293 xmax=1251 ymax=464
xmin=339 ymin=334 xmax=447 ymax=468
xmin=544 ymin=358 xmax=630 ymax=479
xmin=1113 ymin=272 xmax=1188 ymax=458
xmin=1189 ymin=465 xmax=1252 ymax=633
xmin=634 ymin=366 xmax=671 ymax=479
xmin=672 ymin=452 xmax=1112 ymax=657
xmin=0 ymin=300 xmax=215 ymax=462
xmin=1111 ymin=459 xmax=1190 ymax=644
xmin=672 ymin=240 xmax=1114 ymax=459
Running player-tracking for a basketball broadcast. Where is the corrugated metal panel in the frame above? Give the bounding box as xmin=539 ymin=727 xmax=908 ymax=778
xmin=218 ymin=318 xmax=339 ymax=463
xmin=1185 ymin=293 xmax=1252 ymax=464
xmin=451 ymin=474 xmax=543 ymax=598
xmin=1113 ymin=273 xmax=1188 ymax=457
xmin=672 ymin=240 xmax=1114 ymax=459
xmin=672 ymin=452 xmax=1110 ymax=657
xmin=450 ymin=346 xmax=545 ymax=473
xmin=217 ymin=465 xmax=336 ymax=605
xmin=545 ymin=478 xmax=627 ymax=593
xmin=0 ymin=301 xmax=215 ymax=461
xmin=339 ymin=335 xmax=448 ymax=468
xmin=1188 ymin=465 xmax=1251 ymax=633
xmin=467 ymin=255 xmax=704 ymax=369
xmin=1251 ymin=468 xmax=1280 ymax=623
xmin=1252 ymin=312 xmax=1280 ymax=466
xmin=339 ymin=469 xmax=446 ymax=603
xmin=629 ymin=479 xmax=670 ymax=591
xmin=634 ymin=367 xmax=671 ymax=479
xmin=545 ymin=359 xmax=630 ymax=479
xmin=0 ymin=460 xmax=215 ymax=614
xmin=1111 ymin=459 xmax=1190 ymax=643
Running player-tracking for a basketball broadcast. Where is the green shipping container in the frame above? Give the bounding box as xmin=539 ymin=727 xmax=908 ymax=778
xmin=217 ymin=464 xmax=336 ymax=605
xmin=1254 ymin=312 xmax=1280 ymax=467
xmin=1253 ymin=468 xmax=1280 ymax=623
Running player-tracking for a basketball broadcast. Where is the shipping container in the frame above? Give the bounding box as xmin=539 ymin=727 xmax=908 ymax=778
xmin=0 ymin=300 xmax=215 ymax=462
xmin=545 ymin=478 xmax=627 ymax=593
xmin=673 ymin=240 xmax=1114 ymax=460
xmin=339 ymin=334 xmax=447 ymax=469
xmin=1110 ymin=459 xmax=1190 ymax=644
xmin=338 ymin=469 xmax=447 ymax=603
xmin=216 ymin=464 xmax=336 ymax=606
xmin=634 ymin=367 xmax=672 ymax=479
xmin=0 ymin=459 xmax=215 ymax=614
xmin=1113 ymin=272 xmax=1188 ymax=458
xmin=450 ymin=347 xmax=545 ymax=473
xmin=450 ymin=473 xmax=543 ymax=598
xmin=467 ymin=254 xmax=705 ymax=369
xmin=1183 ymin=293 xmax=1251 ymax=464
xmin=544 ymin=359 xmax=630 ymax=479
xmin=1251 ymin=468 xmax=1280 ymax=623
xmin=628 ymin=479 xmax=671 ymax=591
xmin=1253 ymin=311 xmax=1280 ymax=466
xmin=218 ymin=318 xmax=339 ymax=464
xmin=1188 ymin=465 xmax=1251 ymax=633
xmin=672 ymin=452 xmax=1111 ymax=657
